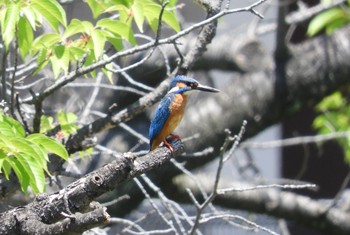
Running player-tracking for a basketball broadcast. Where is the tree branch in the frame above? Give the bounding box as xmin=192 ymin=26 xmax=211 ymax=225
xmin=171 ymin=174 xmax=350 ymax=235
xmin=0 ymin=139 xmax=184 ymax=235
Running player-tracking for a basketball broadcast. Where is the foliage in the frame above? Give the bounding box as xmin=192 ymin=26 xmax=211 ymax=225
xmin=313 ymin=91 xmax=350 ymax=164
xmin=310 ymin=1 xmax=350 ymax=163
xmin=307 ymin=0 xmax=350 ymax=36
xmin=40 ymin=111 xmax=79 ymax=136
xmin=0 ymin=0 xmax=180 ymax=79
xmin=0 ymin=114 xmax=68 ymax=194
xmin=0 ymin=0 xmax=180 ymax=194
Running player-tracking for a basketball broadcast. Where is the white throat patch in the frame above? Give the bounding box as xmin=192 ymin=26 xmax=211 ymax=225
xmin=168 ymin=86 xmax=180 ymax=94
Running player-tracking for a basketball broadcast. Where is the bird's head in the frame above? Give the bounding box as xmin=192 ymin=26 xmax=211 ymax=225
xmin=168 ymin=75 xmax=219 ymax=95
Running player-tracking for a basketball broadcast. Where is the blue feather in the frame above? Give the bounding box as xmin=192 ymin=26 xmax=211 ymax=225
xmin=149 ymin=93 xmax=173 ymax=146
xmin=170 ymin=75 xmax=198 ymax=88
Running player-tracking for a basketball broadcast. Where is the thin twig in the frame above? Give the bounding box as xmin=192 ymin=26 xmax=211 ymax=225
xmin=217 ymin=183 xmax=317 ymax=194
xmin=241 ymin=131 xmax=350 ymax=149
xmin=134 ymin=177 xmax=178 ymax=235
xmin=141 ymin=174 xmax=187 ymax=234
xmin=66 ymin=82 xmax=147 ymax=96
xmin=199 ymin=213 xmax=280 ymax=235
xmin=189 ymin=122 xmax=247 ymax=234
xmin=22 ymin=0 xmax=267 ymax=105
xmin=15 ymin=94 xmax=30 ymax=133
xmin=80 ymin=72 xmax=103 ymax=123
xmin=111 ymin=62 xmax=154 ymax=92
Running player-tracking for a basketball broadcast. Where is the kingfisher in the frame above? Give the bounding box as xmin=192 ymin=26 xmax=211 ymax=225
xmin=149 ymin=75 xmax=219 ymax=152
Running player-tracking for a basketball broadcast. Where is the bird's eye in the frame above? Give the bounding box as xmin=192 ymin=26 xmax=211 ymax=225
xmin=191 ymin=83 xmax=198 ymax=88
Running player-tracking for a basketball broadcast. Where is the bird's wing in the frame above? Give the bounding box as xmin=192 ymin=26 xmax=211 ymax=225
xmin=149 ymin=94 xmax=172 ymax=145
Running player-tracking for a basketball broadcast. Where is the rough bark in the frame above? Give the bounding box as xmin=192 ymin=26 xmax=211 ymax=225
xmin=0 ymin=139 xmax=184 ymax=235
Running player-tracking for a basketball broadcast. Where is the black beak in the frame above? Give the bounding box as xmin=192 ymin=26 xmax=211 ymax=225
xmin=195 ymin=84 xmax=220 ymax=93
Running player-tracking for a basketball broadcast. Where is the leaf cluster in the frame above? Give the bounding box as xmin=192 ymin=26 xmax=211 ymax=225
xmin=0 ymin=0 xmax=181 ymax=194
xmin=0 ymin=0 xmax=180 ymax=79
xmin=313 ymin=91 xmax=350 ymax=164
xmin=307 ymin=0 xmax=350 ymax=36
xmin=0 ymin=114 xmax=68 ymax=194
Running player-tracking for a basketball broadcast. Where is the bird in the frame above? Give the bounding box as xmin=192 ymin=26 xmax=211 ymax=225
xmin=149 ymin=75 xmax=219 ymax=152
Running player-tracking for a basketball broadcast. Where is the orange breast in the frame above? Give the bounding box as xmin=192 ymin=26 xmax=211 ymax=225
xmin=151 ymin=94 xmax=187 ymax=150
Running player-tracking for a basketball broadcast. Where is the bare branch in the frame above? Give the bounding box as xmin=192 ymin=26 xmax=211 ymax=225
xmin=241 ymin=131 xmax=350 ymax=149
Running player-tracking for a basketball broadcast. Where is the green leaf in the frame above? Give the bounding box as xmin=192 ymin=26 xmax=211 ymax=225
xmin=31 ymin=0 xmax=67 ymax=32
xmin=90 ymin=29 xmax=106 ymax=59
xmin=27 ymin=134 xmax=68 ymax=160
xmin=325 ymin=17 xmax=349 ymax=34
xmin=106 ymin=36 xmax=123 ymax=51
xmin=5 ymin=157 xmax=30 ymax=192
xmin=68 ymin=46 xmax=86 ymax=61
xmin=31 ymin=33 xmax=61 ymax=53
xmin=86 ymin=0 xmax=106 ymax=19
xmin=1 ymin=159 xmax=11 ymax=180
xmin=315 ymin=92 xmax=345 ymax=111
xmin=1 ymin=2 xmax=20 ymax=49
xmin=40 ymin=115 xmax=54 ymax=133
xmin=49 ymin=54 xmax=62 ymax=79
xmin=63 ymin=19 xmax=85 ymax=39
xmin=132 ymin=0 xmax=145 ymax=32
xmin=53 ymin=44 xmax=70 ymax=74
xmin=33 ymin=48 xmax=50 ymax=75
xmin=161 ymin=8 xmax=180 ymax=32
xmin=143 ymin=3 xmax=161 ymax=33
xmin=57 ymin=112 xmax=77 ymax=124
xmin=0 ymin=150 xmax=6 ymax=175
xmin=0 ymin=114 xmax=25 ymax=137
xmin=10 ymin=138 xmax=48 ymax=163
xmin=22 ymin=6 xmax=38 ymax=30
xmin=307 ymin=8 xmax=346 ymax=36
xmin=0 ymin=121 xmax=16 ymax=137
xmin=18 ymin=16 xmax=34 ymax=60
xmin=81 ymin=21 xmax=94 ymax=33
xmin=15 ymin=152 xmax=46 ymax=193
xmin=96 ymin=18 xmax=136 ymax=45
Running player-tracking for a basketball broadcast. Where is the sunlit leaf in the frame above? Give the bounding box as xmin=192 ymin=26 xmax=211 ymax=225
xmin=15 ymin=152 xmax=46 ymax=193
xmin=86 ymin=0 xmax=107 ymax=19
xmin=5 ymin=157 xmax=30 ymax=193
xmin=0 ymin=114 xmax=25 ymax=137
xmin=31 ymin=0 xmax=67 ymax=32
xmin=22 ymin=6 xmax=38 ymax=30
xmin=91 ymin=29 xmax=106 ymax=59
xmin=63 ymin=19 xmax=85 ymax=39
xmin=27 ymin=134 xmax=68 ymax=160
xmin=1 ymin=159 xmax=11 ymax=180
xmin=53 ymin=44 xmax=70 ymax=74
xmin=97 ymin=18 xmax=136 ymax=45
xmin=40 ymin=115 xmax=54 ymax=133
xmin=307 ymin=8 xmax=347 ymax=36
xmin=31 ymin=33 xmax=61 ymax=53
xmin=132 ymin=0 xmax=144 ymax=32
xmin=18 ymin=16 xmax=34 ymax=60
xmin=1 ymin=2 xmax=20 ymax=49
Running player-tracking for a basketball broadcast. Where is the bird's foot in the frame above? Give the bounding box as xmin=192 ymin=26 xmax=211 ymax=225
xmin=169 ymin=133 xmax=181 ymax=139
xmin=163 ymin=134 xmax=182 ymax=153
xmin=163 ymin=139 xmax=174 ymax=152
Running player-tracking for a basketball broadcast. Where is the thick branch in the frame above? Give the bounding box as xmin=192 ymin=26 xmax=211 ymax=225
xmin=0 ymin=139 xmax=184 ymax=235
